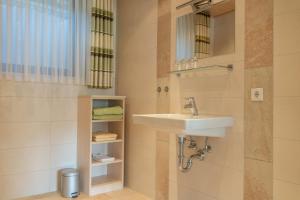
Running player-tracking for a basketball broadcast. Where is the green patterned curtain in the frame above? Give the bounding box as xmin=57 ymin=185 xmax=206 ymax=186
xmin=88 ymin=0 xmax=114 ymax=88
xmin=194 ymin=13 xmax=210 ymax=59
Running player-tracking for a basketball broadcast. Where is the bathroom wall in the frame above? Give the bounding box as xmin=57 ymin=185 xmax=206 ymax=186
xmin=168 ymin=0 xmax=245 ymax=199
xmin=116 ymin=0 xmax=158 ymax=198
xmin=156 ymin=0 xmax=172 ymax=200
xmin=244 ymin=0 xmax=273 ymax=199
xmin=273 ymin=0 xmax=300 ymax=199
xmin=0 ymin=81 xmax=114 ymax=199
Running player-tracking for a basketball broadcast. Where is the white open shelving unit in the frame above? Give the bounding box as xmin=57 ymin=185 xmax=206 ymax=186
xmin=77 ymin=95 xmax=125 ymax=196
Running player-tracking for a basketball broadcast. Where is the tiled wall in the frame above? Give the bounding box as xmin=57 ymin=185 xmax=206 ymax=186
xmin=169 ymin=56 xmax=244 ymax=200
xmin=0 ymin=81 xmax=113 ymax=199
xmin=116 ymin=0 xmax=158 ymax=198
xmin=244 ymin=0 xmax=274 ymax=199
xmin=168 ymin=0 xmax=245 ymax=199
xmin=273 ymin=0 xmax=300 ymax=199
xmin=156 ymin=0 xmax=172 ymax=199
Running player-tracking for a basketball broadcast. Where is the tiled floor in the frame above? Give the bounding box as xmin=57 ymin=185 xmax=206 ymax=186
xmin=19 ymin=189 xmax=151 ymax=200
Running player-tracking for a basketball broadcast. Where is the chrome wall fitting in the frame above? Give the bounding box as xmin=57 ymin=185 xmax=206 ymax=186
xmin=184 ymin=97 xmax=199 ymax=116
xmin=187 ymin=136 xmax=197 ymax=150
xmin=177 ymin=135 xmax=212 ymax=172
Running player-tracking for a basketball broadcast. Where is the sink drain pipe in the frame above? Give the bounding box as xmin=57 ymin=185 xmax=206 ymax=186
xmin=177 ymin=135 xmax=211 ymax=172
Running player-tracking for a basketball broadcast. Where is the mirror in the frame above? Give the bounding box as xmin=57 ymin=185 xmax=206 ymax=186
xmin=175 ymin=0 xmax=235 ymax=64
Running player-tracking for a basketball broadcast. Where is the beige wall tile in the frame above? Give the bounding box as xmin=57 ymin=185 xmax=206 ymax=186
xmin=155 ymin=140 xmax=169 ymax=200
xmin=274 ymin=12 xmax=300 ymax=56
xmin=273 ymin=180 xmax=300 ymax=200
xmin=116 ymin=0 xmax=158 ymax=198
xmin=125 ymin=160 xmax=156 ymax=199
xmin=245 ymin=67 xmax=273 ymax=162
xmin=175 ymin=161 xmax=243 ymax=200
xmin=50 ymin=99 xmax=77 ymax=121
xmin=273 ymin=2 xmax=300 ymax=200
xmin=168 ymin=180 xmax=178 ymax=200
xmin=49 ymin=169 xmax=60 ymax=192
xmin=1 ymin=82 xmax=52 ymax=98
xmin=274 ymin=53 xmax=300 ymax=97
xmin=177 ymin=184 xmax=216 ymax=200
xmin=157 ymin=77 xmax=170 ymax=114
xmin=217 ymin=167 xmax=244 ymax=200
xmin=177 ymin=162 xmax=223 ymax=198
xmin=158 ymin=0 xmax=171 ymax=18
xmin=235 ymin=24 xmax=245 ymax=62
xmin=235 ymin=0 xmax=245 ymax=26
xmin=157 ymin=9 xmax=171 ymax=78
xmin=213 ymin=12 xmax=235 ymax=56
xmin=51 ymin=85 xmax=79 ymax=98
xmin=0 ymin=97 xmax=51 ymax=122
xmin=0 ymin=171 xmax=50 ymax=200
xmin=0 ymin=122 xmax=50 ymax=150
xmin=168 ymin=135 xmax=177 ymax=183
xmin=244 ymin=158 xmax=273 ymax=200
xmin=245 ymin=0 xmax=273 ymax=68
xmin=274 ymin=138 xmax=300 ymax=184
xmin=0 ymin=81 xmax=16 ymax=97
xmin=50 ymin=144 xmax=77 ymax=169
xmin=274 ymin=0 xmax=300 ymax=16
xmin=178 ymin=62 xmax=244 ymax=99
xmin=274 ymin=97 xmax=300 ymax=141
xmin=0 ymin=147 xmax=50 ymax=175
xmin=50 ymin=121 xmax=76 ymax=145
xmin=195 ymin=131 xmax=243 ymax=171
xmin=223 ymin=132 xmax=244 ymax=171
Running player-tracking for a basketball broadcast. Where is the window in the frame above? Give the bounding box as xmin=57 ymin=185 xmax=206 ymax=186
xmin=0 ymin=0 xmax=88 ymax=84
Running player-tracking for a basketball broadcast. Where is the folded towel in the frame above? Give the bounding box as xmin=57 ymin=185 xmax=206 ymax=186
xmin=92 ymin=153 xmax=115 ymax=162
xmin=93 ymin=135 xmax=117 ymax=140
xmin=93 ymin=137 xmax=117 ymax=142
xmin=93 ymin=106 xmax=123 ymax=116
xmin=93 ymin=132 xmax=117 ymax=138
xmin=92 ymin=132 xmax=118 ymax=140
xmin=93 ymin=114 xmax=123 ymax=120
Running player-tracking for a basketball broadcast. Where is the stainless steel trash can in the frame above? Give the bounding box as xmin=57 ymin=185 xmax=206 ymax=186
xmin=60 ymin=168 xmax=79 ymax=198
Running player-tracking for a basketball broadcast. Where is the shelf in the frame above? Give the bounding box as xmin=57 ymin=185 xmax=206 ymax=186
xmin=91 ymin=95 xmax=126 ymax=100
xmin=92 ymin=159 xmax=122 ymax=167
xmin=91 ymin=175 xmax=122 ymax=186
xmin=92 ymin=119 xmax=123 ymax=123
xmin=176 ymin=0 xmax=235 ymax=17
xmin=170 ymin=64 xmax=233 ymax=76
xmin=210 ymin=0 xmax=235 ymax=17
xmin=78 ymin=96 xmax=125 ymax=196
xmin=92 ymin=139 xmax=123 ymax=145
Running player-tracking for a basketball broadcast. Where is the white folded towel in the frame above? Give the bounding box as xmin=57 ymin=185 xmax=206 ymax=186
xmin=92 ymin=153 xmax=115 ymax=163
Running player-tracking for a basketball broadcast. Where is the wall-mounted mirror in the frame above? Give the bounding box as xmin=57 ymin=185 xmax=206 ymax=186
xmin=176 ymin=0 xmax=235 ymax=63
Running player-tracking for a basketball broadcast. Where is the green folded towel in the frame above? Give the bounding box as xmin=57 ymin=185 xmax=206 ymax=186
xmin=93 ymin=106 xmax=123 ymax=116
xmin=93 ymin=114 xmax=123 ymax=120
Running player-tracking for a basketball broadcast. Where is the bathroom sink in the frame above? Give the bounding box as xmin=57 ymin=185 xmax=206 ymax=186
xmin=132 ymin=114 xmax=234 ymax=137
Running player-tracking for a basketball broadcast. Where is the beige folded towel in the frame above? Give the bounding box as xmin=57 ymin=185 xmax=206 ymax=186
xmin=92 ymin=132 xmax=118 ymax=141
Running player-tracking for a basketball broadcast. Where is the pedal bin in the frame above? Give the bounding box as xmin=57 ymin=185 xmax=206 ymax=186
xmin=60 ymin=168 xmax=79 ymax=198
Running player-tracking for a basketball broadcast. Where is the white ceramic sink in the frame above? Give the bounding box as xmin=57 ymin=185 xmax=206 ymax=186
xmin=132 ymin=114 xmax=234 ymax=137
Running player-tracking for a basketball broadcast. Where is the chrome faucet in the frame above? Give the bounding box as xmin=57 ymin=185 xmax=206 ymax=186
xmin=184 ymin=97 xmax=199 ymax=116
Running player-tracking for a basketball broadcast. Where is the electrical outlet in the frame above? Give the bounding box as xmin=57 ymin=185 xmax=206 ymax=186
xmin=251 ymin=88 xmax=264 ymax=101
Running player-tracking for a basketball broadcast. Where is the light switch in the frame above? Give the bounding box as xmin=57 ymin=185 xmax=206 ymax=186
xmin=251 ymin=88 xmax=264 ymax=101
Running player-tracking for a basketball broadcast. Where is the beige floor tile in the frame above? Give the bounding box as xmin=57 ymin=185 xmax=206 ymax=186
xmin=18 ymin=189 xmax=151 ymax=200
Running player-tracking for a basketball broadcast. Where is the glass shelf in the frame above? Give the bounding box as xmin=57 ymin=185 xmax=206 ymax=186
xmin=170 ymin=64 xmax=233 ymax=76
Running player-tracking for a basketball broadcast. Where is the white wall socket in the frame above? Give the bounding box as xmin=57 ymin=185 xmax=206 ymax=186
xmin=251 ymin=88 xmax=264 ymax=101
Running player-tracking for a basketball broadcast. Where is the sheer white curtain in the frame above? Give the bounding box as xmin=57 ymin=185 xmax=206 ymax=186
xmin=176 ymin=13 xmax=195 ymax=61
xmin=0 ymin=0 xmax=90 ymax=84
